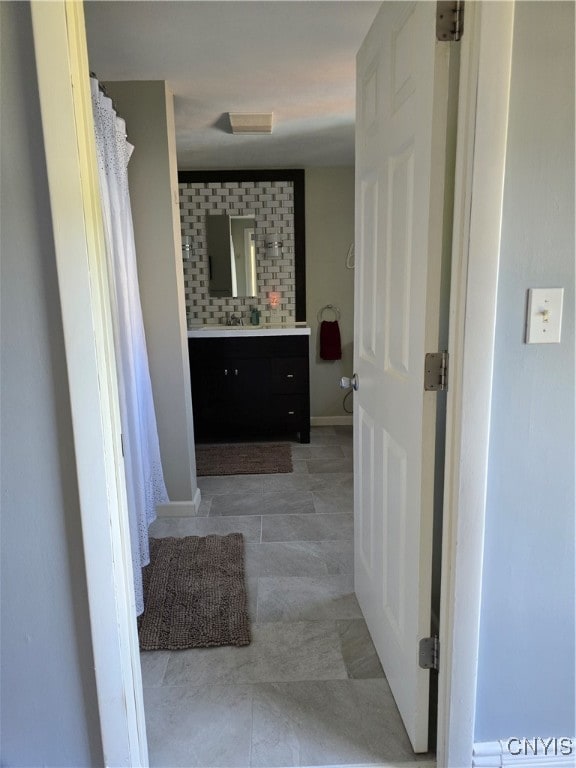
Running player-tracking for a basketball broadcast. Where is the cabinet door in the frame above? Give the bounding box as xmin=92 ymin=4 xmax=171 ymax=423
xmin=231 ymin=358 xmax=271 ymax=429
xmin=190 ymin=360 xmax=234 ymax=433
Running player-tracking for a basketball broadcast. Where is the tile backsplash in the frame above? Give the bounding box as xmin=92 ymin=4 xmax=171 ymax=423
xmin=179 ymin=180 xmax=296 ymax=326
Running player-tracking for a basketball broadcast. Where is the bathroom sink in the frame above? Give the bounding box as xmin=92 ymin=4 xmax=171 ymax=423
xmin=188 ymin=323 xmax=310 ymax=338
xmin=196 ymin=323 xmax=298 ymax=331
xmin=197 ymin=323 xmax=273 ymax=330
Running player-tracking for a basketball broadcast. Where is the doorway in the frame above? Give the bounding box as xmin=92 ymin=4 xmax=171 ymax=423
xmin=32 ymin=1 xmax=516 ymax=765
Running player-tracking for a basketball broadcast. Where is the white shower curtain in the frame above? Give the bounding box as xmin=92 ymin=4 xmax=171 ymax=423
xmin=90 ymin=78 xmax=169 ymax=615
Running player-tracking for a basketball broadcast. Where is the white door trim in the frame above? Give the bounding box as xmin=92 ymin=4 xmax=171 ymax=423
xmin=437 ymin=3 xmax=515 ymax=767
xmin=31 ymin=2 xmax=148 ymax=765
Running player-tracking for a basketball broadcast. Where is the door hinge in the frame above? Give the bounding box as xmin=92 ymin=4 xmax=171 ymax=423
xmin=419 ymin=636 xmax=440 ymax=671
xmin=120 ymin=433 xmax=125 ymax=457
xmin=424 ymin=351 xmax=449 ymax=391
xmin=437 ymin=1 xmax=464 ymax=42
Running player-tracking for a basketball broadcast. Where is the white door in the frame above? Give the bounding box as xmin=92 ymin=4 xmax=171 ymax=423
xmin=354 ymin=2 xmax=452 ymax=753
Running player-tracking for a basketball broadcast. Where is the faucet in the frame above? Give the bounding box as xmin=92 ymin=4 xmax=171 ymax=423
xmin=226 ymin=312 xmax=243 ymax=326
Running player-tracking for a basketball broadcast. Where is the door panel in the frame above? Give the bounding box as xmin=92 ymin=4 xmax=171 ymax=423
xmin=357 ymin=405 xmax=376 ymax=576
xmin=385 ymin=145 xmax=414 ymax=376
xmin=358 ymin=177 xmax=379 ymax=361
xmin=382 ymin=430 xmax=407 ymax=641
xmin=354 ymin=2 xmax=451 ymax=752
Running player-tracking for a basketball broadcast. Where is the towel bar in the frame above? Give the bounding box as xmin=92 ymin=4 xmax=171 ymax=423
xmin=317 ymin=304 xmax=341 ymax=322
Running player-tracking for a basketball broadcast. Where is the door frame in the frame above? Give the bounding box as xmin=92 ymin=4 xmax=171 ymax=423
xmin=30 ymin=1 xmax=514 ymax=766
xmin=31 ymin=2 xmax=148 ymax=765
xmin=436 ymin=3 xmax=515 ymax=765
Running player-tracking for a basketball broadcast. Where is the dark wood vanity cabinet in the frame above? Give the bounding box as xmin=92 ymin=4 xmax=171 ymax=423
xmin=188 ymin=335 xmax=310 ymax=444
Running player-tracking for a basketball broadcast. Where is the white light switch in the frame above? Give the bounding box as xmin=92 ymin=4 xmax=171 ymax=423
xmin=526 ymin=288 xmax=564 ymax=344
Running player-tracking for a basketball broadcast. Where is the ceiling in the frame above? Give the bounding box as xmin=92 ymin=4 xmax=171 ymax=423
xmin=84 ymin=1 xmax=381 ymax=169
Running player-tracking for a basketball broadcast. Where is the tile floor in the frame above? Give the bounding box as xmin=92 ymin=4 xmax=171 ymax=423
xmin=143 ymin=427 xmax=432 ymax=768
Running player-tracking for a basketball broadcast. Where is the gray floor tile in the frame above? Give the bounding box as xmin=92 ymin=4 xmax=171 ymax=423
xmin=306 ymin=458 xmax=354 ymax=474
xmin=211 ymin=490 xmax=316 ymax=517
xmin=312 ymin=489 xmax=354 ymax=515
xmin=309 ymin=473 xmax=354 ymax=514
xmin=247 ymin=576 xmax=258 ymax=622
xmin=251 ymin=679 xmax=418 ymax=767
xmin=308 ymin=427 xmax=353 ymax=447
xmin=311 ymin=426 xmax=338 ymax=436
xmin=308 ymin=427 xmax=342 ymax=440
xmin=260 ymin=471 xmax=354 ymax=493
xmin=258 ymin=575 xmax=362 ymax=622
xmin=209 ymin=492 xmax=266 ymax=516
xmin=139 ymin=650 xmax=170 ymax=687
xmin=162 ymin=622 xmax=347 ymax=686
xmin=260 ymin=473 xmax=315 ymax=491
xmin=308 ymin=432 xmax=350 ymax=446
xmin=292 ymin=459 xmax=309 ymax=474
xmin=149 ymin=514 xmax=262 ymax=542
xmin=336 ymin=619 xmax=385 ymax=680
xmin=307 ymin=472 xmax=353 ymax=492
xmin=197 ymin=474 xmax=264 ymax=498
xmin=291 ymin=445 xmax=345 ymax=460
xmin=260 ymin=490 xmax=316 ymax=515
xmin=198 ymin=497 xmax=213 ymax=516
xmin=245 ymin=543 xmax=262 ymax=577
xmin=333 ymin=425 xmax=353 ymax=438
xmin=257 ymin=541 xmax=354 ymax=576
xmin=262 ymin=513 xmax=353 ymax=543
xmin=145 ymin=684 xmax=253 ymax=767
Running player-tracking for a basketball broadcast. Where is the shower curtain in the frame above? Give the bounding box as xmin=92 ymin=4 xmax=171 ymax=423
xmin=90 ymin=78 xmax=169 ymax=615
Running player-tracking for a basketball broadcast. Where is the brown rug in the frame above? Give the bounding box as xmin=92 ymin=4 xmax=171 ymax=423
xmin=196 ymin=442 xmax=293 ymax=476
xmin=138 ymin=534 xmax=251 ymax=650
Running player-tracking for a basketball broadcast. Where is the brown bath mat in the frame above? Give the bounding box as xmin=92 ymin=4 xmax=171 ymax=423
xmin=195 ymin=442 xmax=293 ymax=476
xmin=138 ymin=533 xmax=251 ymax=650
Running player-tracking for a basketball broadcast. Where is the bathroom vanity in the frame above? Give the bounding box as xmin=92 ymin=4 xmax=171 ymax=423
xmin=188 ymin=325 xmax=311 ymax=444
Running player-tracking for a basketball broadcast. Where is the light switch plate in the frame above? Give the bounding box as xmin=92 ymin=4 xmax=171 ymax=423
xmin=526 ymin=288 xmax=564 ymax=344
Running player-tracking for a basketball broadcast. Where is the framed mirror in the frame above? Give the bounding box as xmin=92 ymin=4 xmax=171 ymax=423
xmin=206 ymin=214 xmax=257 ymax=298
xmin=178 ymin=169 xmax=306 ymax=321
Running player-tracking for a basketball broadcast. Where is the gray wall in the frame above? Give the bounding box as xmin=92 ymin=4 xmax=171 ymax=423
xmin=103 ymin=81 xmax=197 ymax=502
xmin=475 ymin=2 xmax=575 ymax=740
xmin=305 ymin=167 xmax=355 ymax=419
xmin=0 ymin=3 xmax=102 ymax=764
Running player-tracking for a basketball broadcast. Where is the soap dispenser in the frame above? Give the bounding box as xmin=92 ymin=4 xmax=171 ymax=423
xmin=250 ymin=307 xmax=261 ymax=326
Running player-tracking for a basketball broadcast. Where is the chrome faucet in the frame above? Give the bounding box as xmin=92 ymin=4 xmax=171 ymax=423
xmin=226 ymin=312 xmax=243 ymax=326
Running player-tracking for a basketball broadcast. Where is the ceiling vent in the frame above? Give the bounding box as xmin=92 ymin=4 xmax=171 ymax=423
xmin=228 ymin=113 xmax=273 ymax=135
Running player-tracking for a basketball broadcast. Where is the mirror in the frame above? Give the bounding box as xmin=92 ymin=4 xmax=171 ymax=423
xmin=178 ymin=169 xmax=306 ymax=321
xmin=206 ymin=214 xmax=257 ymax=298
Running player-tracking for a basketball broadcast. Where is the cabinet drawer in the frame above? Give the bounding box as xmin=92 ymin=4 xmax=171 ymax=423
xmin=271 ymin=357 xmax=309 ymax=394
xmin=269 ymin=395 xmax=307 ymax=426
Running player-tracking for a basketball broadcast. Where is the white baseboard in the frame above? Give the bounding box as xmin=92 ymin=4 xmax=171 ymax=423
xmin=473 ymin=739 xmax=576 ymax=767
xmin=156 ymin=486 xmax=202 ymax=518
xmin=311 ymin=415 xmax=353 ymax=427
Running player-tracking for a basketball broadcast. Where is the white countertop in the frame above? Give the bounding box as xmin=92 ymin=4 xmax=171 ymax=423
xmin=188 ymin=323 xmax=311 ymax=338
